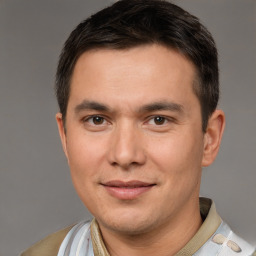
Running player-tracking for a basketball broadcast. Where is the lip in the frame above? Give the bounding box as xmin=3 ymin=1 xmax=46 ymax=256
xmin=101 ymin=180 xmax=155 ymax=200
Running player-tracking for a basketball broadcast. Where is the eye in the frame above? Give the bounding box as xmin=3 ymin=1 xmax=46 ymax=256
xmin=148 ymin=116 xmax=168 ymax=125
xmin=84 ymin=115 xmax=106 ymax=125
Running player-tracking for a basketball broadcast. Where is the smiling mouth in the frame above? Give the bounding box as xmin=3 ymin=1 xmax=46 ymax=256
xmin=101 ymin=180 xmax=156 ymax=200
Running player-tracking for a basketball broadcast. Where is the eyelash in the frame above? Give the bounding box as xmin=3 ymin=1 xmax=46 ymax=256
xmin=82 ymin=115 xmax=109 ymax=125
xmin=82 ymin=115 xmax=174 ymax=126
xmin=147 ymin=116 xmax=170 ymax=126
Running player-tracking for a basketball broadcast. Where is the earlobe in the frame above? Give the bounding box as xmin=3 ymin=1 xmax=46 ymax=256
xmin=56 ymin=113 xmax=69 ymax=160
xmin=202 ymin=109 xmax=225 ymax=167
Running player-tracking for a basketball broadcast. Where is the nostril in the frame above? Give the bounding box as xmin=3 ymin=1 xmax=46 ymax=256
xmin=110 ymin=160 xmax=142 ymax=170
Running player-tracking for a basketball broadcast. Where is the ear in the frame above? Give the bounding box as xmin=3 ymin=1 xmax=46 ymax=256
xmin=202 ymin=109 xmax=225 ymax=167
xmin=56 ymin=113 xmax=69 ymax=160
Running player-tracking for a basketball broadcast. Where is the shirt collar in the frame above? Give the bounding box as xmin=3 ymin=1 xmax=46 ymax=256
xmin=175 ymin=197 xmax=222 ymax=255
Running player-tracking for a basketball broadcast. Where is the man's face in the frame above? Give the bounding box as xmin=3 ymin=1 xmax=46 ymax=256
xmin=57 ymin=45 xmax=211 ymax=235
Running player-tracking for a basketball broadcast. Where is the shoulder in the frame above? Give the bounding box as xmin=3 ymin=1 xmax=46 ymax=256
xmin=20 ymin=225 xmax=74 ymax=256
xmin=194 ymin=220 xmax=256 ymax=256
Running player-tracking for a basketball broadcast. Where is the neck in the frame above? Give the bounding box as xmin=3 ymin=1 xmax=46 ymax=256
xmin=98 ymin=198 xmax=202 ymax=256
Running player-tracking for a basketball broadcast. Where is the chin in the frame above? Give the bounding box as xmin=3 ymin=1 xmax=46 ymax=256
xmin=96 ymin=210 xmax=159 ymax=235
xmin=103 ymin=220 xmax=152 ymax=235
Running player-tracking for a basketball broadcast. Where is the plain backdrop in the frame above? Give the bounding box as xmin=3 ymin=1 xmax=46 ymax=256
xmin=0 ymin=0 xmax=255 ymax=255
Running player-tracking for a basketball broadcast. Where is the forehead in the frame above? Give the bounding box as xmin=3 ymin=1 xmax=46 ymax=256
xmin=69 ymin=44 xmax=198 ymax=110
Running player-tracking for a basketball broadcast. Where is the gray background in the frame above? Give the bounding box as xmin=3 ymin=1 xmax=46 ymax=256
xmin=0 ymin=0 xmax=255 ymax=255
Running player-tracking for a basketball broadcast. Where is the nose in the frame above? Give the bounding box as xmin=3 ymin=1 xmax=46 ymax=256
xmin=108 ymin=122 xmax=146 ymax=169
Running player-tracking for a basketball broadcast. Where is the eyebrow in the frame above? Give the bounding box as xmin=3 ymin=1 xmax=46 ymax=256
xmin=75 ymin=100 xmax=110 ymax=113
xmin=138 ymin=101 xmax=184 ymax=114
xmin=74 ymin=99 xmax=184 ymax=115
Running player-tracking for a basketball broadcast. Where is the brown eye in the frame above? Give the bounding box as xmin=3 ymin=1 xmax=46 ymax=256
xmin=92 ymin=116 xmax=105 ymax=125
xmin=154 ymin=116 xmax=166 ymax=125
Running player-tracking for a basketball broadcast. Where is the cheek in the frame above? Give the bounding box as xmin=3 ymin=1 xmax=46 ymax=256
xmin=66 ymin=134 xmax=107 ymax=182
xmin=65 ymin=136 xmax=104 ymax=210
xmin=147 ymin=131 xmax=204 ymax=179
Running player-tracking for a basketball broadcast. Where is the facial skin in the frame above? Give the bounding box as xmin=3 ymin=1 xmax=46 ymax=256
xmin=57 ymin=45 xmax=225 ymax=255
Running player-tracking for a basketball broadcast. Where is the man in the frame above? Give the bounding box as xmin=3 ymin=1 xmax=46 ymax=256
xmin=21 ymin=0 xmax=255 ymax=255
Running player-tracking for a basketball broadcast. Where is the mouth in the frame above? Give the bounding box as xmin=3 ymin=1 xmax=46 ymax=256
xmin=101 ymin=180 xmax=156 ymax=200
